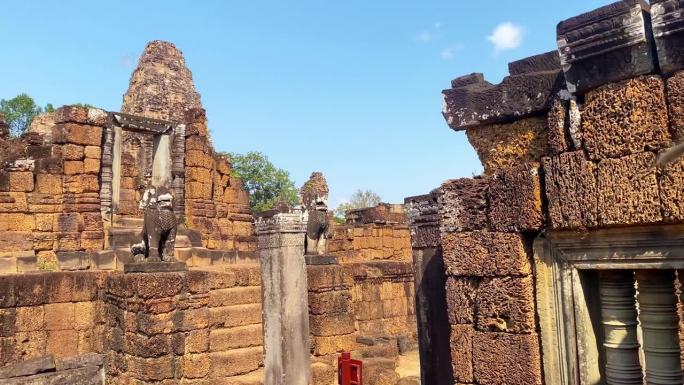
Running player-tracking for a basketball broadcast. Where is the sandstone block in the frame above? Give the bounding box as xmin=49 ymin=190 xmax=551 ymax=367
xmin=439 ymin=177 xmax=488 ymax=232
xmin=582 ymin=76 xmax=671 ymax=160
xmin=14 ymin=306 xmax=44 ymax=332
xmin=488 ymin=164 xmax=543 ymax=232
xmin=307 ymin=265 xmax=353 ymax=291
xmin=466 ymin=117 xmax=549 ymax=175
xmin=13 ymin=331 xmax=46 ymax=361
xmin=126 ymin=355 xmax=175 ymax=382
xmin=64 ymin=174 xmax=99 ymax=193
xmin=14 ymin=274 xmax=46 ymax=307
xmin=547 ymin=98 xmax=571 ymax=155
xmin=652 ymin=0 xmax=684 ymax=74
xmin=44 ymin=303 xmax=75 ymax=330
xmin=54 ymin=106 xmax=88 ymax=124
xmin=597 ymin=152 xmax=661 ymax=226
xmin=309 ymin=314 xmax=356 ymax=336
xmin=446 ymin=276 xmax=477 ymax=324
xmin=442 ymin=231 xmax=530 ymax=277
xmin=659 ymin=158 xmax=684 ymax=222
xmin=473 ymin=332 xmax=542 ymax=385
xmin=124 ymin=332 xmax=172 ymax=358
xmin=63 ymin=160 xmax=84 ymax=175
xmin=542 ymin=151 xmax=598 ymax=229
xmin=186 ymin=329 xmax=209 ymax=353
xmin=35 ymin=174 xmax=62 ymax=194
xmin=186 ymin=150 xmax=213 ymax=169
xmin=83 ymin=146 xmax=101 ymax=159
xmin=209 ymin=324 xmax=263 ymax=352
xmin=0 ymin=214 xmax=35 ymax=232
xmin=46 ymin=329 xmax=78 ymax=357
xmin=208 ymin=347 xmax=263 ymax=378
xmin=62 ymin=144 xmax=85 ymax=160
xmin=311 ymin=333 xmax=357 ymax=356
xmin=187 ymin=167 xmax=212 ymax=183
xmin=36 ymin=214 xmax=55 ymax=231
xmin=476 ymin=276 xmax=535 ymax=333
xmin=9 ymin=172 xmax=34 ymax=192
xmin=83 ymin=158 xmax=100 ymax=174
xmin=309 ymin=290 xmax=353 ymax=315
xmin=52 ymin=123 xmax=103 ymax=146
xmin=182 ymin=353 xmax=210 ymax=379
xmin=209 ymin=304 xmax=262 ymax=329
xmin=668 ymin=71 xmax=684 ymax=141
xmin=450 ymin=325 xmax=474 ymax=383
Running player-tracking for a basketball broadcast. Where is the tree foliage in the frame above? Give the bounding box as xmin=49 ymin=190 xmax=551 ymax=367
xmin=224 ymin=151 xmax=299 ymax=213
xmin=335 ymin=189 xmax=382 ymax=218
xmin=0 ymin=94 xmax=50 ymax=137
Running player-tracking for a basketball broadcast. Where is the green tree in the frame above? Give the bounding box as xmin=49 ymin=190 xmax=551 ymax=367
xmin=0 ymin=94 xmax=47 ymax=137
xmin=335 ymin=189 xmax=382 ymax=219
xmin=225 ymin=151 xmax=299 ymax=212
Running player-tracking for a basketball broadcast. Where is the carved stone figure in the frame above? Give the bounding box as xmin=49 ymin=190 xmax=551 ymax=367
xmin=300 ymin=172 xmax=329 ymax=255
xmin=131 ymin=184 xmax=178 ymax=262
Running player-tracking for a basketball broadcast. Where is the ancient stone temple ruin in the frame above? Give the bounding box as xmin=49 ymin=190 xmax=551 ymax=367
xmin=0 ymin=40 xmax=419 ymax=384
xmin=407 ymin=1 xmax=684 ymax=385
xmin=2 ymin=1 xmax=684 ymax=384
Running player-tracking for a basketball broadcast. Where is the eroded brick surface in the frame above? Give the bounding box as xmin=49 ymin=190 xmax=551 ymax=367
xmin=488 ymin=164 xmax=543 ymax=232
xmin=666 ymin=71 xmax=684 ymax=140
xmin=476 ymin=276 xmax=536 ymax=333
xmin=659 ymin=158 xmax=684 ymax=222
xmin=450 ymin=325 xmax=474 ymax=383
xmin=466 ymin=117 xmax=549 ymax=175
xmin=439 ymin=178 xmax=488 ymax=233
xmin=445 ymin=276 xmax=478 ymax=324
xmin=543 ymin=151 xmax=598 ymax=229
xmin=473 ymin=332 xmax=542 ymax=385
xmin=441 ymin=231 xmax=530 ymax=277
xmin=597 ymin=152 xmax=662 ymax=226
xmin=583 ymin=75 xmax=671 ymax=160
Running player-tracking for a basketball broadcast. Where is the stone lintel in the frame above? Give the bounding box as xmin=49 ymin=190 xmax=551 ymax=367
xmin=651 ymin=0 xmax=684 ymax=74
xmin=441 ymin=51 xmax=563 ymax=131
xmin=557 ymin=0 xmax=656 ymax=94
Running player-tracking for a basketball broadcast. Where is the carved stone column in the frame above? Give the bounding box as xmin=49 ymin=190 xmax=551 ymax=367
xmin=599 ymin=270 xmax=643 ymax=385
xmin=636 ymin=270 xmax=683 ymax=385
xmin=256 ymin=209 xmax=311 ymax=385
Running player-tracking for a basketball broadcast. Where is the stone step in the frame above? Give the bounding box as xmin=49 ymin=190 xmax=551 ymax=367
xmin=209 ymin=286 xmax=262 ymax=307
xmin=229 ymin=368 xmax=264 ymax=385
xmin=113 ymin=217 xmax=144 ymax=228
xmin=209 ymin=303 xmax=262 ymax=329
xmin=209 ymin=324 xmax=264 ymax=352
xmin=209 ymin=347 xmax=264 ymax=378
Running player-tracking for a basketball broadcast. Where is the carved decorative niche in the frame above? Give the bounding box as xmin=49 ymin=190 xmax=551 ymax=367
xmin=534 ymin=225 xmax=684 ymax=385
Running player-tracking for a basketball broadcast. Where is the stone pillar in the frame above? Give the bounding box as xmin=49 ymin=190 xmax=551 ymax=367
xmin=256 ymin=210 xmax=311 ymax=385
xmin=598 ymin=270 xmax=642 ymax=385
xmin=636 ymin=270 xmax=683 ymax=385
xmin=405 ymin=193 xmax=453 ymax=385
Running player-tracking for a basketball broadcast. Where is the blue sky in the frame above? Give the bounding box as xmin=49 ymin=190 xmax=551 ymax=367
xmin=1 ymin=0 xmax=608 ymax=208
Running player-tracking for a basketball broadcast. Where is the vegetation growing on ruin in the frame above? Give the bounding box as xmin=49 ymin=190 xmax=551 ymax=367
xmin=224 ymin=151 xmax=299 ymax=212
xmin=0 ymin=93 xmax=53 ymax=137
xmin=335 ymin=189 xmax=382 ymax=219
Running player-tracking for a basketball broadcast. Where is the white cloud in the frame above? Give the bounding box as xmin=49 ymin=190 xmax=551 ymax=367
xmin=120 ymin=54 xmax=136 ymax=68
xmin=413 ymin=22 xmax=442 ymax=43
xmin=487 ymin=22 xmax=524 ymax=52
xmin=440 ymin=44 xmax=464 ymax=60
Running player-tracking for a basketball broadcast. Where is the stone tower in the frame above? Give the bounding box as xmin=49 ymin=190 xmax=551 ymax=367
xmin=121 ymin=40 xmax=202 ymax=123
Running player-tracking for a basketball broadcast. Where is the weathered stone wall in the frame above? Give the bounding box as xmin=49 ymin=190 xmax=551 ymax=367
xmin=183 ymin=108 xmax=257 ymax=256
xmin=0 ymin=106 xmax=108 ymax=272
xmin=327 ymin=223 xmax=411 ymax=263
xmin=0 ymin=272 xmax=109 ymax=366
xmin=0 ymin=266 xmax=264 ymax=384
xmin=427 ymin=2 xmax=684 ymax=384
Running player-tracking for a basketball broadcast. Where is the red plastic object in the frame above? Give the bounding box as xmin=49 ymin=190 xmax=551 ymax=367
xmin=338 ymin=352 xmax=363 ymax=385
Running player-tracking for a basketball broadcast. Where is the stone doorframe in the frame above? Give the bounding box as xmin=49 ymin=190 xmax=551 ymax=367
xmin=100 ymin=112 xmax=186 ymax=222
xmin=534 ymin=224 xmax=684 ymax=385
